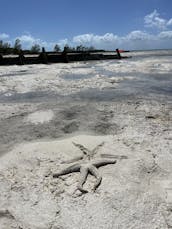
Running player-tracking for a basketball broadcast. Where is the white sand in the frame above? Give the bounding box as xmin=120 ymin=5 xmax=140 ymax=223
xmin=0 ymin=132 xmax=172 ymax=229
xmin=0 ymin=53 xmax=172 ymax=97
xmin=0 ymin=61 xmax=135 ymax=96
xmin=24 ymin=110 xmax=54 ymax=124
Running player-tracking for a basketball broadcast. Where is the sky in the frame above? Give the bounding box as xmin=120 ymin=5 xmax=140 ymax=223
xmin=0 ymin=0 xmax=172 ymax=50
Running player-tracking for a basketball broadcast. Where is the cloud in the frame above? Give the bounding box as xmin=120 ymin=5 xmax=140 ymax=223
xmin=60 ymin=11 xmax=172 ymax=50
xmin=15 ymin=34 xmax=68 ymax=50
xmin=15 ymin=34 xmax=55 ymax=50
xmin=72 ymin=33 xmax=119 ymax=50
xmin=71 ymin=31 xmax=158 ymax=50
xmin=144 ymin=10 xmax=172 ymax=31
xmin=58 ymin=38 xmax=68 ymax=47
xmin=144 ymin=10 xmax=167 ymax=30
xmin=18 ymin=35 xmax=35 ymax=44
xmin=0 ymin=33 xmax=10 ymax=40
xmin=158 ymin=31 xmax=172 ymax=39
xmin=5 ymin=30 xmax=172 ymax=51
xmin=0 ymin=10 xmax=172 ymax=51
xmin=167 ymin=18 xmax=172 ymax=26
xmin=125 ymin=30 xmax=152 ymax=40
xmin=73 ymin=33 xmax=118 ymax=44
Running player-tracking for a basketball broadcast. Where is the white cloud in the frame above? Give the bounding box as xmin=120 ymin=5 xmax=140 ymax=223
xmin=15 ymin=34 xmax=55 ymax=50
xmin=72 ymin=33 xmax=119 ymax=49
xmin=158 ymin=31 xmax=172 ymax=39
xmin=18 ymin=35 xmax=35 ymax=43
xmin=58 ymin=38 xmax=68 ymax=47
xmin=0 ymin=10 xmax=172 ymax=51
xmin=125 ymin=30 xmax=152 ymax=40
xmin=15 ymin=34 xmax=41 ymax=49
xmin=144 ymin=10 xmax=167 ymax=30
xmin=73 ymin=33 xmax=118 ymax=44
xmin=66 ymin=11 xmax=172 ymax=50
xmin=8 ymin=31 xmax=172 ymax=50
xmin=167 ymin=18 xmax=172 ymax=26
xmin=0 ymin=33 xmax=10 ymax=40
xmin=73 ymin=34 xmax=93 ymax=43
xmin=144 ymin=10 xmax=172 ymax=31
xmin=71 ymin=31 xmax=158 ymax=50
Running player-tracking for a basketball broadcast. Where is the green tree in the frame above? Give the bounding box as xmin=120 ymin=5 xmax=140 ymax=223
xmin=76 ymin=45 xmax=95 ymax=52
xmin=76 ymin=45 xmax=84 ymax=51
xmin=0 ymin=40 xmax=11 ymax=54
xmin=64 ymin=44 xmax=75 ymax=52
xmin=54 ymin=44 xmax=61 ymax=52
xmin=3 ymin=42 xmax=11 ymax=54
xmin=13 ymin=39 xmax=22 ymax=54
xmin=3 ymin=42 xmax=11 ymax=49
xmin=0 ymin=40 xmax=4 ymax=54
xmin=30 ymin=44 xmax=41 ymax=53
xmin=0 ymin=40 xmax=3 ymax=49
xmin=88 ymin=46 xmax=95 ymax=51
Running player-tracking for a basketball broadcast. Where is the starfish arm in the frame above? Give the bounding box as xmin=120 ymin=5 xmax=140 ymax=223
xmin=77 ymin=167 xmax=89 ymax=193
xmin=53 ymin=163 xmax=81 ymax=178
xmin=89 ymin=165 xmax=102 ymax=191
xmin=72 ymin=142 xmax=90 ymax=156
xmin=92 ymin=142 xmax=105 ymax=157
xmin=100 ymin=154 xmax=128 ymax=159
xmin=92 ymin=159 xmax=116 ymax=168
xmin=61 ymin=156 xmax=83 ymax=164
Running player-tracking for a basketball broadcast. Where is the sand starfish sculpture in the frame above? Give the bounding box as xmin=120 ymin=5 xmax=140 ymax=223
xmin=53 ymin=142 xmax=117 ymax=193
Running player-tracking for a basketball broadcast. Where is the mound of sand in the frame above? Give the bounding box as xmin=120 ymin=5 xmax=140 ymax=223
xmin=0 ymin=134 xmax=172 ymax=229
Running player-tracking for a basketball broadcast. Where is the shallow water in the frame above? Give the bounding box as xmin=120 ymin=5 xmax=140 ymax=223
xmin=61 ymin=50 xmax=172 ymax=101
xmin=0 ymin=50 xmax=172 ymax=102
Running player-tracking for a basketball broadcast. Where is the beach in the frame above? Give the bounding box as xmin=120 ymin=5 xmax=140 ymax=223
xmin=0 ymin=50 xmax=172 ymax=228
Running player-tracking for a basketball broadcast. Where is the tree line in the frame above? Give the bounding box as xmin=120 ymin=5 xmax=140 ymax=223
xmin=0 ymin=39 xmax=100 ymax=55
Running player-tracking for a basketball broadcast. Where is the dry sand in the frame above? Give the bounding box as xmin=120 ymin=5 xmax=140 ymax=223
xmin=24 ymin=110 xmax=54 ymax=124
xmin=0 ymin=50 xmax=172 ymax=228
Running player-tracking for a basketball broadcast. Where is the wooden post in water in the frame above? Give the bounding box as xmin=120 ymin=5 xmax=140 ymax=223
xmin=116 ymin=49 xmax=121 ymax=59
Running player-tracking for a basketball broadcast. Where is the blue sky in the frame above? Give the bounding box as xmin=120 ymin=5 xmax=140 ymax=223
xmin=0 ymin=0 xmax=172 ymax=50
